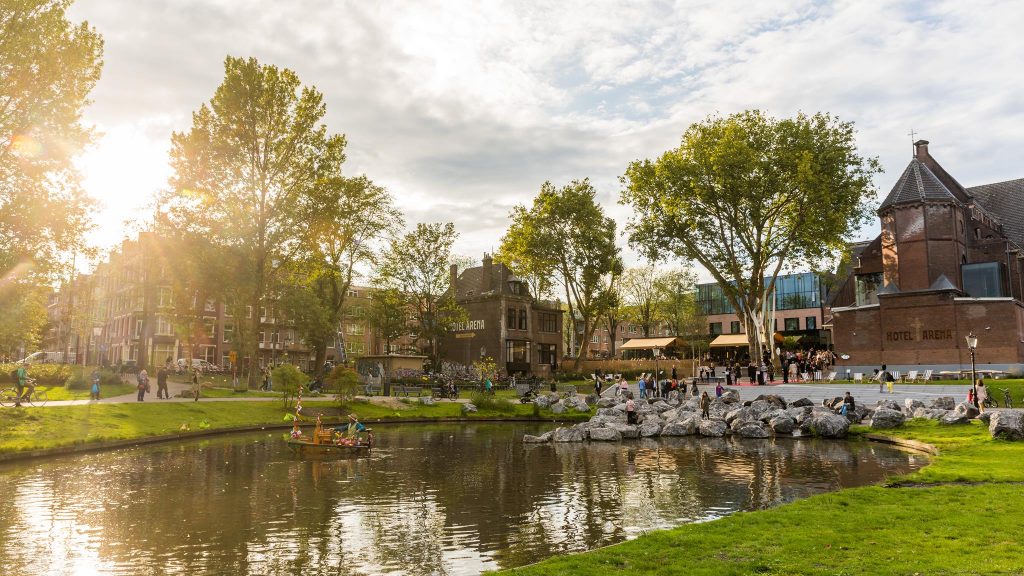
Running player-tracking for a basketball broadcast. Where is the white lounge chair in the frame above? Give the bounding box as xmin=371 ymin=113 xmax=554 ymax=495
xmin=825 ymin=371 xmax=837 ymax=383
xmin=891 ymin=370 xmax=902 ymax=382
xmin=800 ymin=372 xmax=811 ymax=382
xmin=917 ymin=369 xmax=932 ymax=383
xmin=853 ymin=372 xmax=864 ymax=384
xmin=905 ymin=370 xmax=918 ymax=383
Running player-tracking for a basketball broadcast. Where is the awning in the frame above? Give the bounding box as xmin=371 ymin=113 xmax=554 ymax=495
xmin=619 ymin=337 xmax=680 ymax=350
xmin=709 ymin=334 xmax=750 ymax=348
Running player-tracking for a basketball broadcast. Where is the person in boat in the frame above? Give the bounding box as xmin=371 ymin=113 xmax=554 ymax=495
xmin=334 ymin=414 xmax=366 ymax=438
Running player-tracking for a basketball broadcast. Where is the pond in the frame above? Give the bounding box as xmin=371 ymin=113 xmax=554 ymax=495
xmin=0 ymin=423 xmax=925 ymax=575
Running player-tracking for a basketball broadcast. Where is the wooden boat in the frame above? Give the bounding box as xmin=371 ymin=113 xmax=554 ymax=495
xmin=286 ymin=414 xmax=373 ymax=459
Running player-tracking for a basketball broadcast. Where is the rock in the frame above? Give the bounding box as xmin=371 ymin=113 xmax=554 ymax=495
xmin=588 ymin=427 xmax=622 ymax=442
xmin=930 ymin=396 xmax=955 ymax=410
xmin=461 ymin=403 xmax=478 ymax=413
xmin=808 ymin=413 xmax=850 ymax=438
xmin=954 ymin=402 xmax=980 ymax=419
xmin=636 ymin=401 xmax=655 ymax=414
xmin=552 ymin=426 xmax=585 ymax=442
xmin=533 ymin=395 xmax=553 ymax=409
xmin=913 ymin=407 xmax=946 ymax=420
xmin=853 ymin=406 xmax=872 ymax=423
xmin=734 ymin=421 xmax=770 ymax=438
xmin=823 ymin=396 xmax=843 ymax=410
xmin=760 ymin=408 xmax=788 ymax=424
xmin=550 ymin=402 xmax=567 ymax=414
xmin=588 ymin=414 xmax=625 ymax=427
xmin=567 ymin=396 xmax=591 ymax=412
xmin=724 ymin=408 xmax=748 ymax=425
xmin=989 ymin=410 xmax=1024 ymax=440
xmin=978 ymin=412 xmax=993 ymax=424
xmin=904 ymin=398 xmax=925 ymax=413
xmin=698 ymin=419 xmax=728 ymax=437
xmin=585 ymin=394 xmax=599 ymax=405
xmin=876 ymin=399 xmax=901 ymax=412
xmin=708 ymin=398 xmax=732 ymax=420
xmin=651 ymin=400 xmax=673 ymax=413
xmin=661 ymin=416 xmax=700 ymax=436
xmin=419 ymin=397 xmax=436 ymax=406
xmin=609 ymin=423 xmax=640 ymax=439
xmin=769 ymin=415 xmax=796 ymax=434
xmin=639 ymin=421 xmax=662 ymax=437
xmin=753 ymin=394 xmax=787 ymax=409
xmin=596 ymin=407 xmax=622 ymax=417
xmin=939 ymin=412 xmax=970 ymax=425
xmin=523 ymin=431 xmax=553 ymax=443
xmin=597 ymin=397 xmax=617 ymax=408
xmin=720 ymin=389 xmax=741 ymax=404
xmin=870 ymin=408 xmax=905 ymax=429
xmin=790 ymin=397 xmax=813 ymax=408
xmin=747 ymin=399 xmax=777 ymax=420
xmin=682 ymin=397 xmax=701 ymax=412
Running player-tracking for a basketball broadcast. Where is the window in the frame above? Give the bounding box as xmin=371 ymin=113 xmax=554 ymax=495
xmin=805 ymin=316 xmax=817 ymax=330
xmin=246 ymin=306 xmax=253 ymax=319
xmin=203 ymin=318 xmax=216 ymax=339
xmin=157 ymin=287 xmax=173 ymax=308
xmin=855 ymin=273 xmax=883 ymax=306
xmin=258 ymin=331 xmax=266 ymax=344
xmin=346 ymin=323 xmax=365 ymax=336
xmin=345 ymin=341 xmax=365 ymax=355
xmin=506 ymin=340 xmax=530 ymax=363
xmin=134 ymin=320 xmax=142 ymax=338
xmin=155 ymin=315 xmax=173 ymax=336
xmin=508 ymin=307 xmax=518 ymax=330
xmin=518 ymin=309 xmax=527 ymax=330
xmin=539 ymin=313 xmax=557 ymax=333
xmin=784 ymin=317 xmax=799 ymax=331
xmin=730 ymin=321 xmax=740 ymax=334
xmin=204 ymin=299 xmax=216 ymax=312
xmin=708 ymin=322 xmax=722 ymax=335
xmin=962 ymin=262 xmax=1004 ymax=297
xmin=591 ymin=333 xmax=599 ymax=343
xmin=347 ymin=289 xmax=360 ymax=298
xmin=150 ymin=344 xmax=174 ymax=368
xmin=200 ymin=345 xmax=216 ymax=364
xmin=538 ymin=343 xmax=557 ymax=367
xmin=223 ymin=323 xmax=233 ymax=343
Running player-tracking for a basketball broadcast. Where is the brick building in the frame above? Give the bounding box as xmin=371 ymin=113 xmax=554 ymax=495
xmin=830 ymin=141 xmax=1024 ymax=374
xmin=442 ymin=254 xmax=563 ymax=375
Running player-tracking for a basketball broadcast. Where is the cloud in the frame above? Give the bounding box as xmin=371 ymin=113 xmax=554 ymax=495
xmin=68 ymin=0 xmax=1024 ymax=273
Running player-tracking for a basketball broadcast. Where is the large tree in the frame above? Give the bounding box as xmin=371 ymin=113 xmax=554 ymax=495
xmin=282 ymin=175 xmax=402 ymax=372
xmin=164 ymin=56 xmax=347 ymax=385
xmin=622 ymin=111 xmax=879 ymax=361
xmin=376 ymin=222 xmax=465 ymax=372
xmin=498 ymin=179 xmax=622 ymax=368
xmin=620 ymin=265 xmax=662 ymax=338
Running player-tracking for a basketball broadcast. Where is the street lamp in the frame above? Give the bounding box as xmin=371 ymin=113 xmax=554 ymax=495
xmin=653 ymin=347 xmax=661 ymax=397
xmin=966 ymin=332 xmax=978 ymax=405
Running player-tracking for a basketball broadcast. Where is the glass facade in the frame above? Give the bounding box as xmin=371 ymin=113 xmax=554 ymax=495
xmin=697 ymin=273 xmax=823 ymax=315
xmin=962 ymin=262 xmax=1004 ymax=297
xmin=855 ymin=273 xmax=883 ymax=306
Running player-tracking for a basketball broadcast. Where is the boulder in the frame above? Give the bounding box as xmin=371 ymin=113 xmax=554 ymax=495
xmin=747 ymin=399 xmax=777 ymax=420
xmin=609 ymin=423 xmax=640 ymax=439
xmin=651 ymin=400 xmax=673 ymax=413
xmin=533 ymin=395 xmax=554 ymax=409
xmin=708 ymin=398 xmax=732 ymax=420
xmin=720 ymin=389 xmax=741 ymax=404
xmin=954 ymin=402 xmax=980 ymax=419
xmin=760 ymin=408 xmax=788 ymax=424
xmin=930 ymin=396 xmax=956 ymax=410
xmin=552 ymin=426 xmax=586 ymax=442
xmin=989 ymin=410 xmax=1024 ymax=440
xmin=661 ymin=416 xmax=700 ymax=436
xmin=769 ymin=415 xmax=796 ymax=434
xmin=588 ymin=427 xmax=622 ymax=442
xmin=978 ymin=412 xmax=993 ymax=424
xmin=682 ymin=397 xmax=702 ymax=412
xmin=734 ymin=421 xmax=770 ymax=438
xmin=875 ymin=399 xmax=901 ymax=412
xmin=822 ymin=396 xmax=843 ymax=410
xmin=639 ymin=420 xmax=662 ymax=437
xmin=588 ymin=414 xmax=625 ymax=427
xmin=698 ymin=419 xmax=728 ymax=437
xmin=523 ymin=431 xmax=553 ymax=443
xmin=419 ymin=397 xmax=436 ymax=406
xmin=753 ymin=394 xmax=787 ymax=409
xmin=550 ymin=402 xmax=567 ymax=414
xmin=567 ymin=396 xmax=591 ymax=412
xmin=904 ymin=398 xmax=925 ymax=413
xmin=596 ymin=407 xmax=623 ymax=417
xmin=870 ymin=408 xmax=905 ymax=429
xmin=585 ymin=394 xmax=599 ymax=406
xmin=939 ymin=412 xmax=970 ymax=425
xmin=461 ymin=403 xmax=478 ymax=414
xmin=790 ymin=397 xmax=814 ymax=408
xmin=808 ymin=413 xmax=850 ymax=438
xmin=596 ymin=397 xmax=617 ymax=408
xmin=913 ymin=407 xmax=946 ymax=420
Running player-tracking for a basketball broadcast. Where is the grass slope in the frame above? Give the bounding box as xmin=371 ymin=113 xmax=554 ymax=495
xmin=502 ymin=419 xmax=1024 ymax=576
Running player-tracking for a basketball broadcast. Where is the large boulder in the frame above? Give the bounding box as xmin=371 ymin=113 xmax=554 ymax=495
xmin=904 ymin=398 xmax=925 ymax=413
xmin=698 ymin=419 xmax=728 ymax=437
xmin=682 ymin=397 xmax=701 ymax=412
xmin=552 ymin=426 xmax=586 ymax=442
xmin=725 ymin=407 xmax=751 ymax=425
xmin=650 ymin=400 xmax=673 ymax=413
xmin=734 ymin=421 xmax=770 ymax=438
xmin=523 ymin=431 xmax=553 ymax=443
xmin=954 ymin=402 xmax=980 ymax=420
xmin=661 ymin=415 xmax=700 ymax=436
xmin=930 ymin=396 xmax=956 ymax=410
xmin=747 ymin=399 xmax=778 ymax=420
xmin=567 ymin=396 xmax=591 ymax=412
xmin=533 ymin=395 xmax=554 ymax=409
xmin=419 ymin=397 xmax=436 ymax=406
xmin=870 ymin=408 xmax=906 ymax=429
xmin=769 ymin=415 xmax=796 ymax=434
xmin=708 ymin=398 xmax=732 ymax=420
xmin=461 ymin=403 xmax=478 ymax=414
xmin=550 ymin=402 xmax=567 ymax=414
xmin=720 ymin=389 xmax=741 ymax=404
xmin=753 ymin=394 xmax=787 ymax=409
xmin=588 ymin=427 xmax=622 ymax=442
xmin=596 ymin=397 xmax=617 ymax=408
xmin=913 ymin=407 xmax=947 ymax=421
xmin=939 ymin=411 xmax=970 ymax=425
xmin=978 ymin=412 xmax=993 ymax=425
xmin=989 ymin=410 xmax=1024 ymax=440
xmin=609 ymin=423 xmax=640 ymax=439
xmin=639 ymin=420 xmax=662 ymax=437
xmin=808 ymin=413 xmax=850 ymax=438
xmin=875 ymin=399 xmax=901 ymax=412
xmin=596 ymin=407 xmax=623 ymax=417
xmin=822 ymin=396 xmax=843 ymax=410
xmin=584 ymin=394 xmax=599 ymax=406
xmin=588 ymin=413 xmax=625 ymax=427
xmin=790 ymin=397 xmax=814 ymax=408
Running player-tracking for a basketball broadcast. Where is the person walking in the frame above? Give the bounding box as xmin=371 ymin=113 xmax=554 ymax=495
xmin=671 ymin=365 xmax=678 ymax=381
xmin=699 ymin=391 xmax=711 ymax=419
xmin=618 ymin=377 xmax=628 ymax=399
xmin=14 ymin=362 xmax=29 ymax=407
xmin=156 ymin=365 xmax=169 ymax=399
xmin=625 ymin=392 xmax=637 ymax=425
xmin=90 ymin=368 xmax=101 ymax=401
xmin=976 ymin=380 xmax=988 ymax=413
xmin=638 ymin=374 xmax=647 ymax=399
xmin=715 ymin=381 xmax=724 ymax=398
xmin=136 ymin=369 xmax=149 ymax=402
xmin=878 ymin=365 xmax=887 ymax=393
xmin=191 ymin=369 xmax=201 ymax=402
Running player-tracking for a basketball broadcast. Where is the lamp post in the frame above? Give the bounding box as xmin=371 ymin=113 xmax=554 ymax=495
xmin=966 ymin=332 xmax=978 ymax=406
xmin=653 ymin=347 xmax=661 ymax=397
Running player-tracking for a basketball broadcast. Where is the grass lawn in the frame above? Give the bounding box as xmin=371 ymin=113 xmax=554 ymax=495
xmin=501 ymin=419 xmax=1024 ymax=576
xmin=35 ymin=382 xmax=138 ymax=402
xmin=0 ymin=398 xmax=588 ymax=456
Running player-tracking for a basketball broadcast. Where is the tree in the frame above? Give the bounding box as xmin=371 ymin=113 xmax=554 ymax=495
xmin=285 ymin=175 xmax=402 ymax=372
xmin=1 ymin=0 xmax=102 ymax=281
xmin=654 ymin=268 xmax=699 ymax=337
xmin=163 ymin=56 xmax=347 ymax=385
xmin=620 ymin=265 xmax=662 ymax=337
xmin=0 ymin=282 xmax=47 ymax=359
xmin=376 ymin=222 xmax=466 ymax=372
xmin=622 ymin=110 xmax=880 ymax=361
xmin=600 ymin=288 xmax=625 ymax=359
xmin=498 ymin=179 xmax=622 ymax=368
xmin=367 ymin=287 xmax=408 ymax=356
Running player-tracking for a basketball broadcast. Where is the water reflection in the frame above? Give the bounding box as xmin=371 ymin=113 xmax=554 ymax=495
xmin=0 ymin=424 xmax=923 ymax=575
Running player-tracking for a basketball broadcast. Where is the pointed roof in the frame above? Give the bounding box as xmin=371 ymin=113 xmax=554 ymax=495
xmin=877 ymin=282 xmax=901 ymax=296
xmin=878 ymin=159 xmax=963 ymax=211
xmin=967 ymin=178 xmax=1024 ymax=249
xmin=929 ymin=275 xmax=958 ymax=292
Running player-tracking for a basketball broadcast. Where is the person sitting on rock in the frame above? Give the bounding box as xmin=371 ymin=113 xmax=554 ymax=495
xmin=841 ymin=391 xmax=855 ymax=416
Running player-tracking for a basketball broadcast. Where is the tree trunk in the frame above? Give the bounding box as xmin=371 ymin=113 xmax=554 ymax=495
xmin=248 ymin=292 xmax=262 ymax=389
xmin=314 ymin=342 xmax=327 ymax=376
xmin=573 ymin=317 xmax=594 ymax=370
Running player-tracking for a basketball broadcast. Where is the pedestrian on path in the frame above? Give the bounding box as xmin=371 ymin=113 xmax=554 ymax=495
xmin=878 ymin=365 xmax=887 ymax=393
xmin=191 ymin=369 xmax=201 ymax=402
xmin=136 ymin=369 xmax=149 ymax=402
xmin=156 ymin=365 xmax=169 ymax=399
xmin=90 ymin=369 xmax=101 ymax=401
xmin=638 ymin=374 xmax=647 ymax=399
xmin=976 ymin=380 xmax=988 ymax=413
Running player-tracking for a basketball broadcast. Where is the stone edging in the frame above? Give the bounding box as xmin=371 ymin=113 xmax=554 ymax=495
xmin=0 ymin=416 xmax=576 ymax=464
xmin=860 ymin=433 xmax=940 ymax=455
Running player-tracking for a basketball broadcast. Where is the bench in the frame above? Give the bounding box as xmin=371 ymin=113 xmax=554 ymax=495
xmin=396 ymin=384 xmax=424 ymax=397
xmin=363 ymin=383 xmax=382 ymax=396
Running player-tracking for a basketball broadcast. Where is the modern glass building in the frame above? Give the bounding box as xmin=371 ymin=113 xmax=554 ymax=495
xmin=696 ymin=272 xmax=827 ymax=341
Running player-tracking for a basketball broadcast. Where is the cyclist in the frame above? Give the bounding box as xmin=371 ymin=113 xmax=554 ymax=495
xmin=15 ymin=362 xmax=32 ymax=407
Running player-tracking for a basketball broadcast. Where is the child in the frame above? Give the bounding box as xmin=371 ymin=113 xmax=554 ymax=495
xmin=625 ymin=393 xmax=637 ymax=425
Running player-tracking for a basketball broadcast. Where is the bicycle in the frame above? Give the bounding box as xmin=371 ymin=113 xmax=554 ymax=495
xmin=991 ymin=387 xmax=1013 ymax=409
xmin=0 ymin=379 xmax=48 ymax=407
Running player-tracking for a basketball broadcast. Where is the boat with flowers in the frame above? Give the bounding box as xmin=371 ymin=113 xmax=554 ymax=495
xmin=285 ymin=387 xmax=373 ymax=458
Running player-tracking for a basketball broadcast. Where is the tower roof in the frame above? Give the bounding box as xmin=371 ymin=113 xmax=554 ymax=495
xmin=878 ymin=158 xmax=963 ymax=211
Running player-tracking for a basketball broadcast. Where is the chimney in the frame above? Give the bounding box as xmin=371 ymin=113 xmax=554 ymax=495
xmin=482 ymin=253 xmax=493 ymax=291
xmin=914 ymin=139 xmax=930 ymax=160
xmin=450 ymin=264 xmax=458 ymax=292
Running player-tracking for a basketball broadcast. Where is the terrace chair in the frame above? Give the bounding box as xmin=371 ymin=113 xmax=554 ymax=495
xmin=917 ymin=370 xmax=932 ymax=383
xmin=853 ymin=372 xmax=864 ymax=384
xmin=905 ymin=370 xmax=918 ymax=383
xmin=800 ymin=372 xmax=811 ymax=383
xmin=891 ymin=370 xmax=902 ymax=382
xmin=825 ymin=371 xmax=837 ymax=383
xmin=814 ymin=370 xmax=823 ymax=381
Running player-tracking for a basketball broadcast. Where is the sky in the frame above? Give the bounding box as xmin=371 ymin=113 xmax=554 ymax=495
xmin=67 ymin=0 xmax=1024 ymax=279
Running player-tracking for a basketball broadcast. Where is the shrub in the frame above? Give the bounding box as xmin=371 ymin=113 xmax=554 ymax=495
xmin=326 ymin=366 xmax=361 ymax=404
xmin=469 ymin=392 xmax=515 ymax=413
xmin=63 ymin=367 xmax=122 ymax=390
xmin=1 ymin=363 xmax=73 ymax=385
xmin=273 ymin=364 xmax=310 ymax=409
